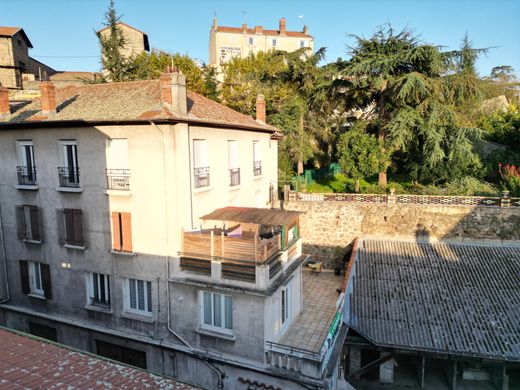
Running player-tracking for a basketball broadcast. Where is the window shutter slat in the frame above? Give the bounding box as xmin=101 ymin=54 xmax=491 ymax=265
xmin=16 ymin=206 xmax=26 ymax=239
xmin=111 ymin=212 xmax=121 ymax=251
xmin=63 ymin=209 xmax=74 ymax=244
xmin=19 ymin=260 xmax=30 ymax=294
xmin=41 ymin=263 xmax=52 ymax=299
xmin=73 ymin=209 xmax=83 ymax=246
xmin=121 ymin=212 xmax=132 ymax=253
xmin=29 ymin=206 xmax=41 ymax=241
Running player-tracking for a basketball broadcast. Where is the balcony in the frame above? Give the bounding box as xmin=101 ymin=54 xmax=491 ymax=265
xmin=194 ymin=166 xmax=210 ymax=189
xmin=254 ymin=160 xmax=262 ymax=176
xmin=57 ymin=167 xmax=80 ymax=189
xmin=89 ymin=297 xmax=111 ymax=309
xmin=16 ymin=166 xmax=38 ymax=188
xmin=229 ymin=168 xmax=240 ymax=187
xmin=106 ymin=169 xmax=130 ymax=191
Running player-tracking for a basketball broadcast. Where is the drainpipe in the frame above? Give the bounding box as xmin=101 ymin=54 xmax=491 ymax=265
xmin=149 ymin=121 xmax=224 ymax=389
xmin=0 ymin=202 xmax=10 ymax=304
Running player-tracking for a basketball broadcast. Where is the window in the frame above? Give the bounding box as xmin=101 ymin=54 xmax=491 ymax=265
xmin=96 ymin=340 xmax=147 ymax=369
xmin=288 ymin=225 xmax=298 ymax=243
xmin=219 ymin=46 xmax=241 ymax=65
xmin=28 ymin=322 xmax=57 ymax=342
xmin=16 ymin=140 xmax=37 ymax=185
xmin=111 ymin=212 xmax=132 ymax=253
xmin=126 ymin=278 xmax=152 ymax=316
xmin=281 ymin=284 xmax=291 ymax=325
xmin=201 ymin=291 xmax=233 ymax=333
xmin=248 ymin=37 xmax=254 ymax=45
xmin=63 ymin=208 xmax=84 ymax=247
xmin=253 ymin=141 xmax=262 ymax=176
xmin=19 ymin=260 xmax=51 ymax=299
xmin=87 ymin=273 xmax=111 ymax=308
xmin=272 ymin=39 xmax=277 ymax=47
xmin=193 ymin=139 xmax=210 ymax=188
xmin=228 ymin=140 xmax=240 ymax=186
xmin=106 ymin=139 xmax=130 ymax=190
xmin=58 ymin=140 xmax=80 ymax=187
xmin=16 ymin=205 xmax=42 ymax=242
xmin=300 ymin=40 xmax=307 ymax=48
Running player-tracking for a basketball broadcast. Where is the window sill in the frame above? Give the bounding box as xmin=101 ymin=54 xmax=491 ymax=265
xmin=56 ymin=186 xmax=82 ymax=193
xmin=196 ymin=327 xmax=235 ymax=341
xmin=253 ymin=175 xmax=263 ymax=180
xmin=27 ymin=293 xmax=46 ymax=301
xmin=64 ymin=244 xmax=86 ymax=250
xmin=15 ymin=184 xmax=39 ymax=190
xmin=229 ymin=185 xmax=241 ymax=191
xmin=106 ymin=189 xmax=132 ymax=197
xmin=121 ymin=311 xmax=154 ymax=324
xmin=193 ymin=185 xmax=214 ymax=194
xmin=84 ymin=304 xmax=113 ymax=314
xmin=22 ymin=239 xmax=42 ymax=245
xmin=110 ymin=249 xmax=135 ymax=257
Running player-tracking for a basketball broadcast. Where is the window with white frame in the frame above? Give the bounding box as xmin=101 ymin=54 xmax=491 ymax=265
xmin=193 ymin=139 xmax=210 ymax=188
xmin=300 ymin=40 xmax=307 ymax=48
xmin=125 ymin=278 xmax=152 ymax=316
xmin=281 ymin=283 xmax=291 ymax=326
xmin=16 ymin=140 xmax=37 ymax=185
xmin=228 ymin=140 xmax=240 ymax=186
xmin=253 ymin=141 xmax=262 ymax=176
xmin=29 ymin=261 xmax=44 ymax=296
xmin=58 ymin=140 xmax=80 ymax=187
xmin=86 ymin=273 xmax=111 ymax=308
xmin=248 ymin=37 xmax=254 ymax=46
xmin=272 ymin=39 xmax=277 ymax=47
xmin=200 ymin=291 xmax=233 ymax=333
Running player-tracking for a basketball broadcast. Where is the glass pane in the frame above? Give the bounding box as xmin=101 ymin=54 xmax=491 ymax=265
xmin=93 ymin=273 xmax=99 ymax=301
xmin=213 ymin=294 xmax=222 ymax=327
xmin=281 ymin=290 xmax=286 ymax=323
xmin=224 ymin=296 xmax=233 ymax=330
xmin=203 ymin=292 xmax=212 ymax=325
xmin=146 ymin=281 xmax=152 ymax=312
xmin=129 ymin=279 xmax=136 ymax=309
xmin=34 ymin=263 xmax=41 ymax=290
xmin=137 ymin=280 xmax=145 ymax=311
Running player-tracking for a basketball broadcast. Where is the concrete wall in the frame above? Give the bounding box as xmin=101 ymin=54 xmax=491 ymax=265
xmin=284 ymin=200 xmax=520 ymax=268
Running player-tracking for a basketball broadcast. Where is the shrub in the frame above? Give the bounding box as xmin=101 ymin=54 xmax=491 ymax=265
xmin=499 ymin=163 xmax=520 ymax=196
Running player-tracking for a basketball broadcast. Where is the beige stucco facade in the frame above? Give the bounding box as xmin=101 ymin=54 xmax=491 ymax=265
xmin=98 ymin=22 xmax=150 ymax=61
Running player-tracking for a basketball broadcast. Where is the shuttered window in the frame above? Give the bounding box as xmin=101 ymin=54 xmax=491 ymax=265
xmin=19 ymin=260 xmax=51 ymax=299
xmin=63 ymin=209 xmax=83 ymax=247
xmin=111 ymin=212 xmax=132 ymax=253
xmin=16 ymin=205 xmax=42 ymax=242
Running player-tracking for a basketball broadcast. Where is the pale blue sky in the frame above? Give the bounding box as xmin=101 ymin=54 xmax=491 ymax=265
xmin=1 ymin=0 xmax=519 ymax=76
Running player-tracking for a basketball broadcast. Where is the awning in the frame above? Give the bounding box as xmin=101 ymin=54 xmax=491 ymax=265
xmin=201 ymin=207 xmax=302 ymax=226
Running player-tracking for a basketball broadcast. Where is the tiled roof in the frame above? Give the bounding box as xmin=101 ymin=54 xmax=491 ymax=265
xmin=0 ymin=27 xmax=33 ymax=47
xmin=1 ymin=79 xmax=277 ymax=133
xmin=216 ymin=26 xmax=311 ymax=38
xmin=0 ymin=328 xmax=197 ymax=389
xmin=347 ymin=239 xmax=520 ymax=362
xmin=50 ymin=71 xmax=100 ymax=81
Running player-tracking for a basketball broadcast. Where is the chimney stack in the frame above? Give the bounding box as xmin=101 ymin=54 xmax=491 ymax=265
xmin=0 ymin=86 xmax=10 ymax=118
xmin=212 ymin=17 xmax=218 ymax=30
xmin=242 ymin=23 xmax=247 ymax=33
xmin=40 ymin=81 xmax=56 ymax=115
xmin=256 ymin=94 xmax=266 ymax=123
xmin=279 ymin=18 xmax=286 ymax=35
xmin=255 ymin=25 xmax=263 ymax=34
xmin=160 ymin=71 xmax=187 ymax=116
xmin=303 ymin=25 xmax=308 ymax=34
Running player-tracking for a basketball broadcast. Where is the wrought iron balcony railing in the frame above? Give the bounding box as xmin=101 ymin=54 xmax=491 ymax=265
xmin=230 ymin=168 xmax=240 ymax=187
xmin=106 ymin=169 xmax=130 ymax=191
xmin=16 ymin=166 xmax=37 ymax=186
xmin=254 ymin=161 xmax=262 ymax=176
xmin=58 ymin=166 xmax=80 ymax=188
xmin=194 ymin=166 xmax=210 ymax=188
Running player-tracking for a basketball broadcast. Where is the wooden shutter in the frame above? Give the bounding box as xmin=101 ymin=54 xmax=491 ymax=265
xmin=121 ymin=213 xmax=133 ymax=253
xmin=41 ymin=263 xmax=52 ymax=299
xmin=111 ymin=212 xmax=121 ymax=251
xmin=63 ymin=209 xmax=74 ymax=244
xmin=16 ymin=205 xmax=26 ymax=240
xmin=29 ymin=206 xmax=41 ymax=241
xmin=73 ymin=209 xmax=83 ymax=246
xmin=19 ymin=260 xmax=30 ymax=294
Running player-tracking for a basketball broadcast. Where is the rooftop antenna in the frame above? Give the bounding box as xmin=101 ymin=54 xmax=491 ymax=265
xmin=242 ymin=10 xmax=247 ymax=23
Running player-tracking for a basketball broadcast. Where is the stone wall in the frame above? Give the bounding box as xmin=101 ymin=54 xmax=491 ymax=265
xmin=283 ymin=200 xmax=520 ymax=268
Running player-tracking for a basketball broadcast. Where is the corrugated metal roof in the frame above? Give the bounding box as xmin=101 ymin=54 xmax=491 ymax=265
xmin=201 ymin=207 xmax=302 ymax=226
xmin=347 ymin=239 xmax=520 ymax=362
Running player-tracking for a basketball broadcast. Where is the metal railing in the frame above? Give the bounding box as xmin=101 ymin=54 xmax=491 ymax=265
xmin=230 ymin=168 xmax=240 ymax=186
xmin=194 ymin=166 xmax=210 ymax=188
xmin=58 ymin=166 xmax=80 ymax=188
xmin=16 ymin=165 xmax=37 ymax=185
xmin=106 ymin=169 xmax=130 ymax=191
xmin=90 ymin=297 xmax=111 ymax=309
xmin=265 ymin=341 xmax=322 ymax=360
xmin=254 ymin=160 xmax=262 ymax=176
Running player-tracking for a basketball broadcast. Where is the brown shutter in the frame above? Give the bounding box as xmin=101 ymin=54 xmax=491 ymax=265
xmin=111 ymin=212 xmax=121 ymax=251
xmin=16 ymin=205 xmax=26 ymax=240
xmin=29 ymin=206 xmax=41 ymax=241
xmin=19 ymin=260 xmax=30 ymax=294
xmin=121 ymin=212 xmax=133 ymax=253
xmin=41 ymin=264 xmax=52 ymax=299
xmin=63 ymin=209 xmax=74 ymax=244
xmin=73 ymin=209 xmax=83 ymax=246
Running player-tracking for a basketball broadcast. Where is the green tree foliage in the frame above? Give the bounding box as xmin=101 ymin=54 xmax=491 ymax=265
xmin=479 ymin=104 xmax=520 ymax=152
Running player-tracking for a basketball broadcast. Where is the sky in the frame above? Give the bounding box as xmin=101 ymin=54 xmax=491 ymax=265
xmin=1 ymin=0 xmax=519 ymax=77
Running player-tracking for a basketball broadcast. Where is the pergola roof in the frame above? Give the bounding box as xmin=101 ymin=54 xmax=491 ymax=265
xmin=201 ymin=207 xmax=302 ymax=226
xmin=347 ymin=239 xmax=520 ymax=362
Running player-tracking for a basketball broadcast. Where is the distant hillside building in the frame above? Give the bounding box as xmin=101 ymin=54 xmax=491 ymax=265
xmin=209 ymin=18 xmax=314 ymax=77
xmin=97 ymin=22 xmax=150 ymax=60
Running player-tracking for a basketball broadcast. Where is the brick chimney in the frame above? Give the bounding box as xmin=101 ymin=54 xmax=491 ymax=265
xmin=255 ymin=25 xmax=263 ymax=34
xmin=279 ymin=18 xmax=286 ymax=35
xmin=303 ymin=25 xmax=308 ymax=34
xmin=40 ymin=81 xmax=56 ymax=115
xmin=256 ymin=94 xmax=266 ymax=123
xmin=160 ymin=71 xmax=187 ymax=116
xmin=0 ymin=86 xmax=10 ymax=118
xmin=212 ymin=17 xmax=218 ymax=30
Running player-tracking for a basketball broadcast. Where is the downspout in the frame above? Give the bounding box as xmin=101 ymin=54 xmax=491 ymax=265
xmin=149 ymin=121 xmax=224 ymax=389
xmin=187 ymin=125 xmax=194 ymax=229
xmin=0 ymin=201 xmax=10 ymax=304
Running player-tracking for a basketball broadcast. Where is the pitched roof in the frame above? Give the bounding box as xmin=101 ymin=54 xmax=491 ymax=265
xmin=1 ymin=79 xmax=278 ymax=133
xmin=97 ymin=22 xmax=148 ymax=36
xmin=201 ymin=207 xmax=302 ymax=226
xmin=347 ymin=239 xmax=520 ymax=362
xmin=0 ymin=26 xmax=33 ymax=47
xmin=216 ymin=26 xmax=312 ymax=38
xmin=0 ymin=327 xmax=198 ymax=389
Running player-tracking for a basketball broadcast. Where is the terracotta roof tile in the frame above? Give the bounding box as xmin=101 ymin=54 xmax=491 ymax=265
xmin=0 ymin=26 xmax=21 ymax=36
xmin=0 ymin=328 xmax=198 ymax=389
xmin=216 ymin=26 xmax=312 ymax=38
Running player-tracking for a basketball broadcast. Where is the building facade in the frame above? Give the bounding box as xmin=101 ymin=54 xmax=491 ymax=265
xmin=0 ymin=27 xmax=33 ymax=89
xmin=209 ymin=18 xmax=314 ymax=78
xmin=97 ymin=22 xmax=150 ymax=61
